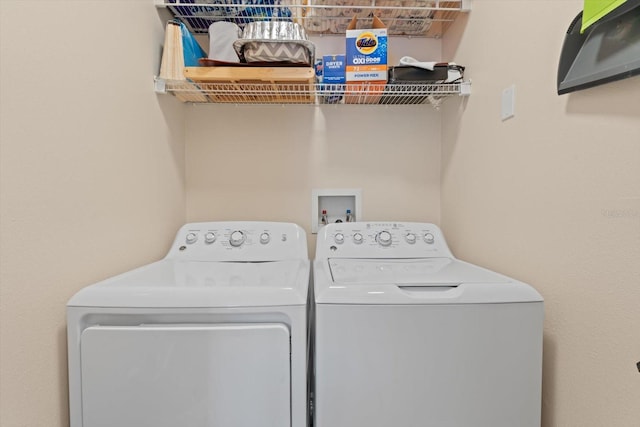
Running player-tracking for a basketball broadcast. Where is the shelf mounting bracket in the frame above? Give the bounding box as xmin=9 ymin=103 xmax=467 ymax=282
xmin=154 ymin=77 xmax=167 ymax=94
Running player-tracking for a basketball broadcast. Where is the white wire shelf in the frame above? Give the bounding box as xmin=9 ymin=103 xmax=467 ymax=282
xmin=156 ymin=0 xmax=471 ymax=38
xmin=155 ymin=78 xmax=471 ymax=106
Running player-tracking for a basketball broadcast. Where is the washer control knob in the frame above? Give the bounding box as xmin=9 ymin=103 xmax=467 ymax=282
xmin=377 ymin=231 xmax=392 ymax=247
xmin=204 ymin=232 xmax=216 ymax=244
xmin=229 ymin=230 xmax=246 ymax=247
xmin=186 ymin=232 xmax=198 ymax=244
xmin=353 ymin=233 xmax=364 ymax=244
xmin=334 ymin=233 xmax=345 ymax=245
xmin=405 ymin=233 xmax=417 ymax=244
xmin=424 ymin=233 xmax=435 ymax=244
xmin=260 ymin=232 xmax=270 ymax=244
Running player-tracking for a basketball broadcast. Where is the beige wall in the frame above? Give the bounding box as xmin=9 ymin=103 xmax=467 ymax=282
xmin=184 ymin=35 xmax=444 ymax=256
xmin=184 ymin=104 xmax=442 ymax=255
xmin=442 ymin=2 xmax=640 ymax=426
xmin=2 ymin=1 xmax=639 ymax=426
xmin=0 ymin=1 xmax=186 ymax=426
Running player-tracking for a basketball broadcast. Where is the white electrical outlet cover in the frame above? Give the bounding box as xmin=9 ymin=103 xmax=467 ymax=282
xmin=501 ymin=85 xmax=515 ymax=121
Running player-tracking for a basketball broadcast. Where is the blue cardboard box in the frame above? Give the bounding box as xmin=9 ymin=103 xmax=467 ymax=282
xmin=319 ymin=54 xmax=346 ymax=103
xmin=322 ymin=54 xmax=346 ymax=84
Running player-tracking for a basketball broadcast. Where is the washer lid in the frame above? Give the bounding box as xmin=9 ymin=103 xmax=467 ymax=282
xmin=328 ymin=258 xmax=503 ymax=284
xmin=68 ymin=259 xmax=310 ymax=308
xmin=315 ymin=258 xmax=542 ymax=305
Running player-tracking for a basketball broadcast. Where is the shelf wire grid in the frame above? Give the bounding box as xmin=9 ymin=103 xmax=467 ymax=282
xmin=162 ymin=80 xmax=465 ymax=105
xmin=159 ymin=0 xmax=468 ymax=37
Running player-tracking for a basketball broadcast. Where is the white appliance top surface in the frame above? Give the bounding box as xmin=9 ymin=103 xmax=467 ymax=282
xmin=328 ymin=257 xmax=506 ymax=284
xmin=314 ymin=222 xmax=543 ymax=305
xmin=68 ymin=221 xmax=310 ymax=308
xmin=69 ymin=259 xmax=310 ymax=308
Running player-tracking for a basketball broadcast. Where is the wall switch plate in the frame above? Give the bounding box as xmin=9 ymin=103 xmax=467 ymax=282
xmin=311 ymin=189 xmax=362 ymax=234
xmin=501 ymin=85 xmax=515 ymax=121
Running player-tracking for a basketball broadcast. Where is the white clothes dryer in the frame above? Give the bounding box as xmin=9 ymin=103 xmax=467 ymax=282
xmin=313 ymin=222 xmax=543 ymax=427
xmin=67 ymin=222 xmax=310 ymax=427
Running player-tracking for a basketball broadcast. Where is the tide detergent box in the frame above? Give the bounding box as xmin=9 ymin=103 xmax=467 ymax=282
xmin=345 ymin=15 xmax=387 ymax=103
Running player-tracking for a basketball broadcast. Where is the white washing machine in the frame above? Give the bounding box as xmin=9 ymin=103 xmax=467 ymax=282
xmin=313 ymin=222 xmax=544 ymax=427
xmin=67 ymin=221 xmax=310 ymax=427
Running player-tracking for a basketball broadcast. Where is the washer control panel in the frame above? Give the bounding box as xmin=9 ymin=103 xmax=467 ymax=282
xmin=166 ymin=221 xmax=308 ymax=261
xmin=316 ymin=222 xmax=452 ymax=259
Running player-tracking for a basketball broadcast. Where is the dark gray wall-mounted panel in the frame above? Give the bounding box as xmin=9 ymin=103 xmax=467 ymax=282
xmin=558 ymin=3 xmax=640 ymax=95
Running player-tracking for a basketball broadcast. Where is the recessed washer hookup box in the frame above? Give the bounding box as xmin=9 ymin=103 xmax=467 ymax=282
xmin=345 ymin=15 xmax=388 ymax=104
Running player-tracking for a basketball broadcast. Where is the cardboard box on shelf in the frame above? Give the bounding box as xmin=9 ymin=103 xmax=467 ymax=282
xmin=323 ymin=54 xmax=346 ymax=84
xmin=320 ymin=54 xmax=346 ymax=104
xmin=345 ymin=15 xmax=388 ymax=104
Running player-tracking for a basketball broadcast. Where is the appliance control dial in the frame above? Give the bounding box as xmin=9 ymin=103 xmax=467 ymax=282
xmin=229 ymin=230 xmax=246 ymax=247
xmin=186 ymin=232 xmax=198 ymax=244
xmin=424 ymin=233 xmax=435 ymax=244
xmin=260 ymin=232 xmax=270 ymax=244
xmin=405 ymin=233 xmax=417 ymax=244
xmin=353 ymin=233 xmax=364 ymax=244
xmin=204 ymin=232 xmax=216 ymax=244
xmin=334 ymin=233 xmax=345 ymax=245
xmin=377 ymin=231 xmax=392 ymax=247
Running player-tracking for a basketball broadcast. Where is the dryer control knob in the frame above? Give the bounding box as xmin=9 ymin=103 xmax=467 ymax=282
xmin=334 ymin=233 xmax=345 ymax=245
xmin=229 ymin=230 xmax=246 ymax=247
xmin=424 ymin=233 xmax=435 ymax=244
xmin=353 ymin=233 xmax=364 ymax=244
xmin=186 ymin=232 xmax=198 ymax=244
xmin=260 ymin=232 xmax=270 ymax=244
xmin=405 ymin=233 xmax=417 ymax=244
xmin=377 ymin=231 xmax=392 ymax=247
xmin=204 ymin=232 xmax=216 ymax=244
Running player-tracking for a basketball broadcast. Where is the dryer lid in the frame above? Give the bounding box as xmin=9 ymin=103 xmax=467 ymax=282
xmin=68 ymin=259 xmax=310 ymax=308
